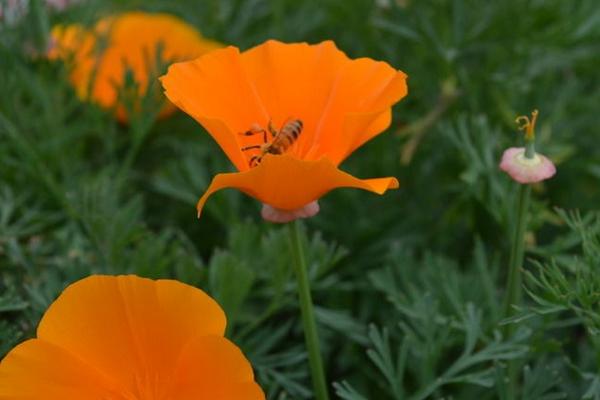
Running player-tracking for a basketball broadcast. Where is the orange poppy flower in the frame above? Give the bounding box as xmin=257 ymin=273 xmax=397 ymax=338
xmin=49 ymin=12 xmax=222 ymax=122
xmin=160 ymin=40 xmax=407 ymax=222
xmin=0 ymin=275 xmax=265 ymax=399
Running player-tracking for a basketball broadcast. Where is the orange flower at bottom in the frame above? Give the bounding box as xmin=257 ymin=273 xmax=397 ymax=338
xmin=49 ymin=12 xmax=222 ymax=122
xmin=0 ymin=275 xmax=264 ymax=400
xmin=160 ymin=40 xmax=407 ymax=221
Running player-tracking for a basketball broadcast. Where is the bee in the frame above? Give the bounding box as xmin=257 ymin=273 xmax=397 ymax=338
xmin=240 ymin=118 xmax=303 ymax=167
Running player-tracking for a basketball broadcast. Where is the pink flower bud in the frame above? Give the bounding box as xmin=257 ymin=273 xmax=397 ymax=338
xmin=499 ymin=147 xmax=556 ymax=184
xmin=261 ymin=201 xmax=320 ymax=223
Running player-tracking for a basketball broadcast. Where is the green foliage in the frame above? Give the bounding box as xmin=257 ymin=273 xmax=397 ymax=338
xmin=515 ymin=209 xmax=600 ymax=398
xmin=1 ymin=0 xmax=599 ymax=398
xmin=333 ymin=243 xmax=530 ymax=399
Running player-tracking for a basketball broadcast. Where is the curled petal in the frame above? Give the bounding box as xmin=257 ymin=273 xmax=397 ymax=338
xmin=196 ymin=154 xmax=399 ymax=218
xmin=499 ymin=147 xmax=556 ymax=184
xmin=303 ymin=58 xmax=407 ymax=164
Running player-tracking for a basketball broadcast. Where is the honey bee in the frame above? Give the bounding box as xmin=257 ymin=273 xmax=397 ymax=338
xmin=240 ymin=118 xmax=303 ymax=167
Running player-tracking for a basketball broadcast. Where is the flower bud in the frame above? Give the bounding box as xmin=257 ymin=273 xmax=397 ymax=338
xmin=500 ymin=147 xmax=556 ymax=184
xmin=261 ymin=201 xmax=320 ymax=223
xmin=500 ymin=110 xmax=556 ymax=184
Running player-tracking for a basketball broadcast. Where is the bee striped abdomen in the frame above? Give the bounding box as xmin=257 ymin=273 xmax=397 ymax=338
xmin=269 ymin=119 xmax=303 ymax=155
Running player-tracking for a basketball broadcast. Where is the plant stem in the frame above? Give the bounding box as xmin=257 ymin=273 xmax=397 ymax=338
xmin=288 ymin=220 xmax=329 ymax=400
xmin=30 ymin=0 xmax=50 ymax=52
xmin=503 ymin=184 xmax=531 ymax=320
xmin=524 ymin=140 xmax=536 ymax=159
xmin=502 ymin=183 xmax=531 ymax=400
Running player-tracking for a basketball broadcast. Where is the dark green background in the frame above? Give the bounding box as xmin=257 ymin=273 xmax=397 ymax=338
xmin=1 ymin=0 xmax=599 ymax=398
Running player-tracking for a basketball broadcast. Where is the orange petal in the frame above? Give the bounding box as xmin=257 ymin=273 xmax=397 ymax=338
xmin=160 ymin=40 xmax=407 ymax=170
xmin=36 ymin=275 xmax=226 ymax=392
xmin=0 ymin=339 xmax=124 ymax=399
xmin=305 ymin=58 xmax=408 ymax=163
xmin=240 ymin=40 xmax=347 ymax=158
xmin=93 ymin=12 xmax=221 ymax=108
xmin=196 ymin=154 xmax=399 ymax=217
xmin=236 ymin=40 xmax=407 ymax=164
xmin=51 ymin=12 xmax=222 ymax=122
xmin=171 ymin=336 xmax=265 ymax=399
xmin=49 ymin=24 xmax=97 ymax=100
xmin=161 ymin=46 xmax=267 ymax=171
xmin=237 ymin=40 xmax=407 ymax=163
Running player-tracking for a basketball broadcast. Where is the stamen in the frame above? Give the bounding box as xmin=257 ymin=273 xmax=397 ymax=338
xmin=515 ymin=109 xmax=538 ymax=140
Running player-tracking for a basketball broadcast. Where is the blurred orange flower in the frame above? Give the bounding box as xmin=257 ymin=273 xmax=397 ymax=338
xmin=160 ymin=40 xmax=408 ymax=221
xmin=49 ymin=12 xmax=221 ymax=121
xmin=0 ymin=275 xmax=265 ymax=400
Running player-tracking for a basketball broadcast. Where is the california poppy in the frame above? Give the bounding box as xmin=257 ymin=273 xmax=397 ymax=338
xmin=160 ymin=40 xmax=408 ymax=222
xmin=0 ymin=275 xmax=265 ymax=399
xmin=49 ymin=12 xmax=221 ymax=121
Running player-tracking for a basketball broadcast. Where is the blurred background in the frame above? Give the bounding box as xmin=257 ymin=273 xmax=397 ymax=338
xmin=1 ymin=0 xmax=599 ymax=398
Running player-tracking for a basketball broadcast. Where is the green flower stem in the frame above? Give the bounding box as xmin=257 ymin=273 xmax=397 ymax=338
xmin=30 ymin=0 xmax=50 ymax=52
xmin=524 ymin=140 xmax=536 ymax=159
xmin=288 ymin=220 xmax=330 ymax=400
xmin=503 ymin=184 xmax=531 ymax=320
xmin=506 ymin=132 xmax=535 ymax=318
xmin=502 ymin=183 xmax=531 ymax=400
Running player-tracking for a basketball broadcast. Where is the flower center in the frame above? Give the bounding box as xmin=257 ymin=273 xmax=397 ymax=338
xmin=514 ymin=149 xmax=541 ymax=166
